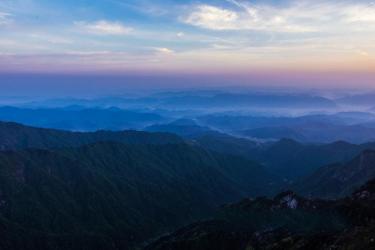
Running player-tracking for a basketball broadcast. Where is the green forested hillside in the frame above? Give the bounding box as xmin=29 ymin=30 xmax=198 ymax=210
xmin=196 ymin=135 xmax=375 ymax=180
xmin=295 ymin=150 xmax=375 ymax=199
xmin=0 ymin=140 xmax=277 ymax=250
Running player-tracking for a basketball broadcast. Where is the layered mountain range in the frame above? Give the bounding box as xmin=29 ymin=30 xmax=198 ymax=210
xmin=1 ymin=120 xmax=375 ymax=250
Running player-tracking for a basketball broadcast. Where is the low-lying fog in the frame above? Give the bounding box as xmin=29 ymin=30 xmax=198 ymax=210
xmin=2 ymin=88 xmax=375 ymax=144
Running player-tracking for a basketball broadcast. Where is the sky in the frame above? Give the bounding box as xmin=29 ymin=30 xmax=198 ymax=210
xmin=0 ymin=0 xmax=375 ymax=92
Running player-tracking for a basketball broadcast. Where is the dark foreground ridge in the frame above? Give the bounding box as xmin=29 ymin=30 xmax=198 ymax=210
xmin=146 ymin=179 xmax=375 ymax=250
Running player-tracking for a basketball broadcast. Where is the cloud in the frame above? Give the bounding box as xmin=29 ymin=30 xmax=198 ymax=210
xmin=183 ymin=1 xmax=375 ymax=33
xmin=75 ymin=20 xmax=133 ymax=35
xmin=185 ymin=5 xmax=239 ymax=30
xmin=154 ymin=47 xmax=174 ymax=54
xmin=30 ymin=34 xmax=73 ymax=45
xmin=1 ymin=1 xmax=375 ymax=74
xmin=111 ymin=1 xmax=170 ymax=17
xmin=183 ymin=3 xmax=313 ymax=32
xmin=344 ymin=4 xmax=375 ymax=23
xmin=177 ymin=32 xmax=185 ymax=38
xmin=357 ymin=50 xmax=369 ymax=57
xmin=0 ymin=12 xmax=12 ymax=26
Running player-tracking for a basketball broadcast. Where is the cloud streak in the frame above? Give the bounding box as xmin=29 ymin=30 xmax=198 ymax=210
xmin=154 ymin=47 xmax=174 ymax=54
xmin=75 ymin=20 xmax=133 ymax=35
xmin=0 ymin=12 xmax=12 ymax=26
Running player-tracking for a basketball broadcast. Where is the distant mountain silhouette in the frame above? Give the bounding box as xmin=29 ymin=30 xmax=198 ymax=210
xmin=0 ymin=106 xmax=165 ymax=131
xmin=336 ymin=93 xmax=375 ymax=107
xmin=241 ymin=126 xmax=307 ymax=142
xmin=161 ymin=93 xmax=336 ymax=109
xmin=145 ymin=119 xmax=216 ymax=138
xmin=241 ymin=123 xmax=375 ymax=144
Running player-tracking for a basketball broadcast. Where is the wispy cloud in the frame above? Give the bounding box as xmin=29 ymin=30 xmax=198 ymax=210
xmin=183 ymin=3 xmax=313 ymax=32
xmin=176 ymin=32 xmax=185 ymax=38
xmin=344 ymin=3 xmax=375 ymax=23
xmin=0 ymin=12 xmax=12 ymax=26
xmin=1 ymin=0 xmax=375 ymax=74
xmin=110 ymin=0 xmax=170 ymax=17
xmin=75 ymin=20 xmax=133 ymax=35
xmin=183 ymin=1 xmax=375 ymax=33
xmin=29 ymin=33 xmax=73 ymax=45
xmin=185 ymin=5 xmax=240 ymax=31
